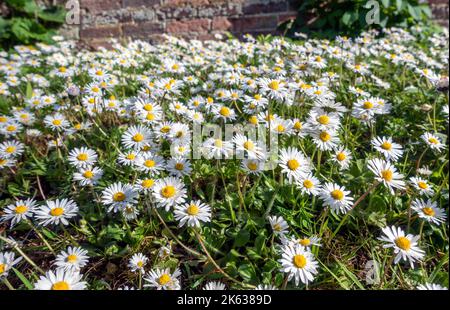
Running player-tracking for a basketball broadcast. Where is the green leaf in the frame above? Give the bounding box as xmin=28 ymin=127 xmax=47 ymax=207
xmin=38 ymin=7 xmax=66 ymax=24
xmin=407 ymin=4 xmax=419 ymax=20
xmin=26 ymin=81 xmax=33 ymax=99
xmin=238 ymin=263 xmax=257 ymax=282
xmin=12 ymin=267 xmax=34 ymax=290
xmin=233 ymin=229 xmax=250 ymax=247
xmin=380 ymin=0 xmax=390 ymax=8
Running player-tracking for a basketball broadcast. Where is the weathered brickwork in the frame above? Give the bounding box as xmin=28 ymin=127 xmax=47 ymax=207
xmin=54 ymin=0 xmax=449 ymax=49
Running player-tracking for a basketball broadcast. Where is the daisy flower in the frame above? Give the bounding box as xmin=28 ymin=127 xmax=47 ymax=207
xmin=319 ymin=182 xmax=354 ymax=214
xmin=212 ymin=105 xmax=236 ymax=122
xmin=330 ymin=147 xmax=352 ymax=170
xmin=144 ymin=268 xmax=181 ymax=290
xmin=416 ymin=283 xmax=448 ymax=290
xmin=128 ymin=253 xmax=149 ymax=273
xmin=117 ymin=150 xmax=140 ymax=166
xmin=152 ymin=177 xmax=187 ymax=211
xmin=0 ymin=140 xmax=24 ymax=158
xmin=268 ymin=215 xmax=289 ymax=237
xmin=201 ymin=138 xmax=233 ymax=159
xmin=254 ymin=284 xmax=278 ymax=290
xmin=121 ymin=125 xmax=153 ymax=150
xmin=54 ymin=246 xmax=89 ymax=271
xmin=421 ymin=132 xmax=445 ymax=152
xmin=0 ymin=252 xmax=22 ymax=278
xmin=411 ymin=199 xmax=446 ymax=225
xmin=134 ymin=178 xmax=156 ymax=194
xmin=296 ymin=173 xmax=322 ymax=196
xmin=34 ymin=269 xmax=87 ymax=290
xmin=368 ymin=158 xmax=405 ymax=193
xmin=101 ymin=182 xmax=138 ymax=213
xmin=166 ymin=157 xmax=192 ymax=177
xmin=203 ymin=281 xmax=226 ymax=290
xmin=409 ymin=177 xmax=434 ymax=196
xmin=68 ymin=147 xmax=98 ymax=168
xmin=372 ymin=136 xmax=404 ymax=162
xmin=1 ymin=198 xmax=37 ymax=227
xmin=310 ymin=129 xmax=340 ymax=151
xmin=34 ymin=198 xmax=79 ymax=226
xmin=43 ymin=113 xmax=69 ymax=131
xmin=73 ymin=166 xmax=103 ymax=186
xmin=136 ymin=152 xmax=165 ymax=175
xmin=122 ymin=204 xmax=140 ymax=221
xmin=174 ymin=200 xmax=211 ymax=228
xmin=378 ymin=226 xmax=425 ymax=268
xmin=241 ymin=158 xmax=265 ymax=175
xmin=307 ymin=108 xmax=341 ymax=131
xmin=279 ymin=244 xmax=319 ymax=286
xmin=233 ymin=133 xmax=266 ymax=159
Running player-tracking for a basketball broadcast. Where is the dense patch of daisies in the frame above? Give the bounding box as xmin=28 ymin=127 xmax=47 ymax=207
xmin=0 ymin=26 xmax=448 ymax=290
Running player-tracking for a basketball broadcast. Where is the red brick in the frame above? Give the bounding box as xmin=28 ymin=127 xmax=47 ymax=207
xmin=211 ymin=17 xmax=232 ymax=31
xmin=242 ymin=1 xmax=287 ymax=15
xmin=122 ymin=0 xmax=160 ymax=8
xmin=197 ymin=33 xmax=216 ymax=40
xmin=80 ymin=0 xmax=122 ymax=13
xmin=164 ymin=0 xmax=209 ymax=6
xmin=122 ymin=22 xmax=164 ymax=37
xmin=87 ymin=39 xmax=115 ymax=50
xmin=233 ymin=15 xmax=278 ymax=32
xmin=80 ymin=25 xmax=121 ymax=39
xmin=166 ymin=19 xmax=210 ymax=33
xmin=278 ymin=12 xmax=298 ymax=24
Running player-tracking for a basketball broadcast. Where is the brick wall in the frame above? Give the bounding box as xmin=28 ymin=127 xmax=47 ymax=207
xmin=72 ymin=0 xmax=299 ymax=48
xmin=429 ymin=0 xmax=449 ymax=28
xmin=56 ymin=0 xmax=447 ymax=49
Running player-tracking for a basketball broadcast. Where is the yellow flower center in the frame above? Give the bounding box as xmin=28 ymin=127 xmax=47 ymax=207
xmin=187 ymin=204 xmax=199 ymax=215
xmin=133 ymin=133 xmax=144 ymax=142
xmin=67 ymin=254 xmax=77 ymax=263
xmin=294 ymin=121 xmax=302 ymax=130
xmin=0 ymin=263 xmax=5 ymax=274
xmin=381 ymin=141 xmax=392 ymax=150
xmin=276 ymin=124 xmax=285 ymax=132
xmin=5 ymin=146 xmax=15 ymax=153
xmin=299 ymin=239 xmax=311 ymax=246
xmin=381 ymin=170 xmax=393 ymax=182
xmin=0 ymin=116 xmax=7 ymax=123
xmin=287 ymin=159 xmax=300 ymax=171
xmin=418 ymin=181 xmax=428 ymax=189
xmin=249 ymin=115 xmax=258 ymax=125
xmin=137 ymin=261 xmax=144 ymax=268
xmin=219 ymin=107 xmax=230 ymax=117
xmin=15 ymin=205 xmax=28 ymax=214
xmin=50 ymin=207 xmax=64 ymax=216
xmin=59 ymin=67 xmax=67 ymax=73
xmin=214 ymin=139 xmax=223 ymax=147
xmin=336 ymin=152 xmax=346 ymax=161
xmin=74 ymin=124 xmax=82 ymax=130
xmin=273 ymin=223 xmax=282 ymax=231
xmin=143 ymin=104 xmax=153 ymax=111
xmin=303 ymin=180 xmax=314 ymax=189
xmin=254 ymin=94 xmax=262 ymax=100
xmin=6 ymin=125 xmax=16 ymax=132
xmin=247 ymin=162 xmax=258 ymax=171
xmin=175 ymin=163 xmax=184 ymax=170
xmin=158 ymin=274 xmax=171 ymax=285
xmin=293 ymin=254 xmax=307 ymax=268
xmin=77 ymin=153 xmax=88 ymax=161
xmin=144 ymin=160 xmax=156 ymax=168
xmin=243 ymin=141 xmax=254 ymax=151
xmin=395 ymin=237 xmax=411 ymax=251
xmin=83 ymin=170 xmax=94 ymax=179
xmin=52 ymin=281 xmax=70 ymax=290
xmin=428 ymin=137 xmax=439 ymax=145
xmin=141 ymin=179 xmax=154 ymax=188
xmin=52 ymin=119 xmax=62 ymax=126
xmin=113 ymin=192 xmax=126 ymax=202
xmin=331 ymin=189 xmax=344 ymax=201
xmin=172 ymin=64 xmax=179 ymax=70
xmin=146 ymin=113 xmax=155 ymax=121
xmin=363 ymin=101 xmax=374 ymax=109
xmin=126 ymin=153 xmax=136 ymax=160
xmin=268 ymin=80 xmax=280 ymax=91
xmin=161 ymin=186 xmax=176 ymax=198
xmin=319 ymin=131 xmax=331 ymax=142
xmin=422 ymin=207 xmax=435 ymax=217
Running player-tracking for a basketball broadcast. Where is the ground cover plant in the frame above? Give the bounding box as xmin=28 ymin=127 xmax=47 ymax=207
xmin=0 ymin=26 xmax=448 ymax=290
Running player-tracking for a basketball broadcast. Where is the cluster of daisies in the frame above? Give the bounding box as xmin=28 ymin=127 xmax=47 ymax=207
xmin=0 ymin=25 xmax=449 ymax=290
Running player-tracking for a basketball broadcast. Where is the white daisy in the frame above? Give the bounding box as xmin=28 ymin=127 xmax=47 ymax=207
xmin=319 ymin=182 xmax=354 ymax=214
xmin=411 ymin=199 xmax=446 ymax=225
xmin=1 ymin=198 xmax=37 ymax=227
xmin=144 ymin=268 xmax=181 ymax=290
xmin=279 ymin=243 xmax=319 ymax=286
xmin=101 ymin=182 xmax=138 ymax=213
xmin=34 ymin=269 xmax=87 ymax=290
xmin=174 ymin=200 xmax=211 ymax=228
xmin=372 ymin=136 xmax=404 ymax=162
xmin=368 ymin=158 xmax=405 ymax=193
xmin=68 ymin=147 xmax=98 ymax=168
xmin=152 ymin=177 xmax=187 ymax=211
xmin=128 ymin=253 xmax=149 ymax=273
xmin=54 ymin=246 xmax=89 ymax=271
xmin=34 ymin=198 xmax=78 ymax=226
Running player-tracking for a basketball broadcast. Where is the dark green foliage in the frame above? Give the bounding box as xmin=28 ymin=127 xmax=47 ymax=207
xmin=283 ymin=0 xmax=432 ymax=38
xmin=0 ymin=0 xmax=66 ymax=49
